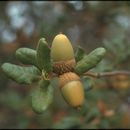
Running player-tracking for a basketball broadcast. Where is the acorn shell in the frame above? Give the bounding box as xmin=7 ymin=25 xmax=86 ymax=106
xmin=51 ymin=34 xmax=75 ymax=62
xmin=59 ymin=72 xmax=84 ymax=108
xmin=61 ymin=80 xmax=84 ymax=107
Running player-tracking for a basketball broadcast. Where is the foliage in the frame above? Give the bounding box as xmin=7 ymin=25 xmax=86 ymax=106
xmin=1 ymin=35 xmax=106 ymax=114
xmin=0 ymin=1 xmax=130 ymax=129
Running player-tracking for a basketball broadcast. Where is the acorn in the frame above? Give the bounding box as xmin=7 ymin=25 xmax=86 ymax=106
xmin=51 ymin=33 xmax=76 ymax=75
xmin=59 ymin=72 xmax=84 ymax=108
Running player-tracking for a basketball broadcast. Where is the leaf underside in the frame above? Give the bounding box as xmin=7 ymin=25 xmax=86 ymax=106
xmin=1 ymin=63 xmax=41 ymax=84
xmin=16 ymin=47 xmax=38 ymax=67
xmin=31 ymin=79 xmax=53 ymax=114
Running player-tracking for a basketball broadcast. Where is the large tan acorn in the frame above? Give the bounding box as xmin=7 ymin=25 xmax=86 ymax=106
xmin=59 ymin=72 xmax=84 ymax=108
xmin=51 ymin=33 xmax=76 ymax=75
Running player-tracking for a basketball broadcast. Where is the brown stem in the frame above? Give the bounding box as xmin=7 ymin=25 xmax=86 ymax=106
xmin=83 ymin=71 xmax=130 ymax=78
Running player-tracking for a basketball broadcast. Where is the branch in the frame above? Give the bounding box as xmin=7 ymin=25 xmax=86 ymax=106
xmin=83 ymin=71 xmax=130 ymax=78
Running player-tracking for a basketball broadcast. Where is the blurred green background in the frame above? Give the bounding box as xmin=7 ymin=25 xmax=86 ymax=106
xmin=0 ymin=1 xmax=130 ymax=129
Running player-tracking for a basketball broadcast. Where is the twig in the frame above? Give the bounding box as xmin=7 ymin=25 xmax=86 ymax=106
xmin=83 ymin=71 xmax=130 ymax=78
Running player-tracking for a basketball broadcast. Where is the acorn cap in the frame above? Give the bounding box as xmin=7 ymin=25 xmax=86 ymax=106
xmin=53 ymin=59 xmax=76 ymax=75
xmin=51 ymin=34 xmax=74 ymax=62
xmin=59 ymin=72 xmax=80 ymax=88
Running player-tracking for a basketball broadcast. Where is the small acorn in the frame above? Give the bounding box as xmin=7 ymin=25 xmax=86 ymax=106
xmin=51 ymin=33 xmax=76 ymax=75
xmin=59 ymin=72 xmax=84 ymax=108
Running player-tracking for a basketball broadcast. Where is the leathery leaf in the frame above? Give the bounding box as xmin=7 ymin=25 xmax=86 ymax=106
xmin=36 ymin=38 xmax=52 ymax=73
xmin=31 ymin=79 xmax=53 ymax=114
xmin=16 ymin=48 xmax=38 ymax=67
xmin=1 ymin=63 xmax=40 ymax=84
xmin=75 ymin=45 xmax=86 ymax=62
xmin=75 ymin=47 xmax=106 ymax=74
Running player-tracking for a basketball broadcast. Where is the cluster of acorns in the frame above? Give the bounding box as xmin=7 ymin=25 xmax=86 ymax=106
xmin=51 ymin=34 xmax=84 ymax=108
xmin=1 ymin=32 xmax=106 ymax=111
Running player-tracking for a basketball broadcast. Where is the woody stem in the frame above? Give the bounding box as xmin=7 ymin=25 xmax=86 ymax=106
xmin=83 ymin=71 xmax=130 ymax=78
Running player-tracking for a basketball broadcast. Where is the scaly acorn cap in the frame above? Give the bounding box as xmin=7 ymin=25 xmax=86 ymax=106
xmin=51 ymin=34 xmax=76 ymax=75
xmin=59 ymin=72 xmax=84 ymax=108
xmin=53 ymin=59 xmax=76 ymax=75
xmin=59 ymin=72 xmax=80 ymax=88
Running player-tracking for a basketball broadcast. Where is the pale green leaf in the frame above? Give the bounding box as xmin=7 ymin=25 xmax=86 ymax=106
xmin=1 ymin=63 xmax=40 ymax=84
xmin=31 ymin=80 xmax=53 ymax=114
xmin=16 ymin=48 xmax=38 ymax=67
xmin=74 ymin=47 xmax=106 ymax=75
xmin=75 ymin=46 xmax=86 ymax=62
xmin=36 ymin=38 xmax=52 ymax=73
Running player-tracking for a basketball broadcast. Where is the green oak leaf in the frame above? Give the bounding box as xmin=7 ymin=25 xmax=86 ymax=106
xmin=75 ymin=46 xmax=86 ymax=62
xmin=75 ymin=47 xmax=106 ymax=75
xmin=1 ymin=63 xmax=40 ymax=84
xmin=36 ymin=38 xmax=52 ymax=73
xmin=31 ymin=79 xmax=53 ymax=114
xmin=16 ymin=48 xmax=38 ymax=67
xmin=81 ymin=77 xmax=93 ymax=91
